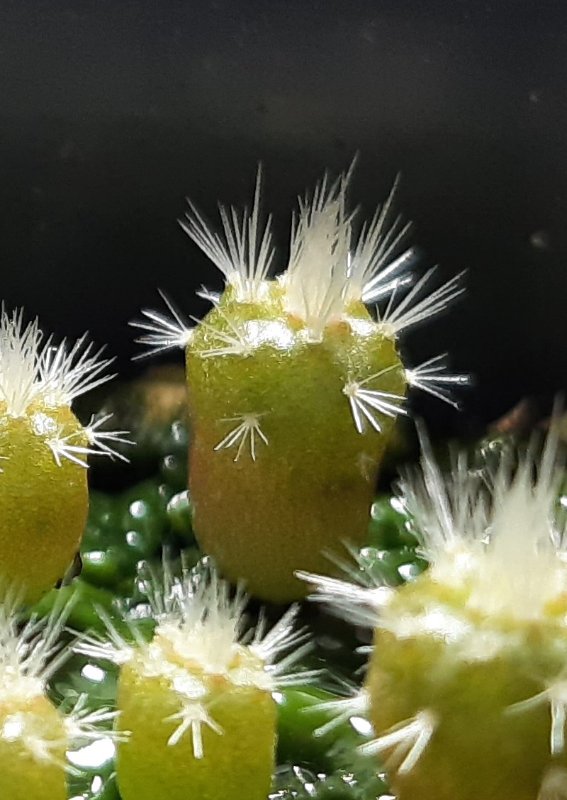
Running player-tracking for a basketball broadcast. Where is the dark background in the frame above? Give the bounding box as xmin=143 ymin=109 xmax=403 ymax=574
xmin=1 ymin=0 xmax=566 ymax=431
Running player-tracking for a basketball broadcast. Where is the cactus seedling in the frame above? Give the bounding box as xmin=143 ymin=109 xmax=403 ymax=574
xmin=77 ymin=561 xmax=313 ymax=800
xmin=133 ymin=169 xmax=464 ymax=601
xmin=0 ymin=589 xmax=118 ymax=800
xmin=302 ymin=426 xmax=567 ymax=800
xmin=0 ymin=308 xmax=130 ymax=602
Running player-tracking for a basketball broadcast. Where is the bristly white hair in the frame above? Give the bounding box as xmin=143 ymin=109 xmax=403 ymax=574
xmin=398 ymin=428 xmax=489 ymax=575
xmin=282 ymin=170 xmax=353 ymax=341
xmin=0 ymin=306 xmax=115 ymax=416
xmin=38 ymin=334 xmax=115 ymax=407
xmin=375 ymin=267 xmax=465 ymax=339
xmin=180 ymin=166 xmax=274 ymax=303
xmin=300 ymin=418 xmax=567 ymax=627
xmin=400 ymin=419 xmax=567 ymax=620
xmin=130 ymin=290 xmax=194 ymax=359
xmin=345 ymin=174 xmax=415 ymax=305
xmin=136 ymin=167 xmax=462 ymax=384
xmin=75 ymin=560 xmax=314 ymax=758
xmin=214 ymin=413 xmax=269 ymax=462
xmin=0 ymin=585 xmax=74 ymax=703
xmin=0 ymin=307 xmax=42 ymax=417
xmin=405 ymin=354 xmax=469 ymax=409
xmin=360 ymin=709 xmax=437 ymax=775
xmin=47 ymin=413 xmax=133 ymax=469
xmin=343 ymin=365 xmax=407 ymax=435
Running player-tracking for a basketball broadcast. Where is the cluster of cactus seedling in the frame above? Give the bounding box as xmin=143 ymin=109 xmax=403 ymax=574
xmin=134 ymin=168 xmax=464 ymax=601
xmin=0 ymin=163 xmax=561 ymax=800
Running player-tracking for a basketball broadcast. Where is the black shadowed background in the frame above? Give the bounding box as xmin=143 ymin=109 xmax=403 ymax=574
xmin=0 ymin=0 xmax=566 ymax=433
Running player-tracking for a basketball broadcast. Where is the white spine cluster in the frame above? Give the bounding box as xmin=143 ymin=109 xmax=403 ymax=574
xmin=131 ymin=291 xmax=194 ymax=359
xmin=76 ymin=562 xmax=313 ymax=759
xmin=346 ymin=174 xmax=415 ymax=305
xmin=47 ymin=414 xmax=132 ymax=469
xmin=360 ymin=710 xmax=438 ymax=774
xmin=0 ymin=589 xmax=120 ymax=770
xmin=0 ymin=307 xmax=130 ymax=467
xmin=0 ymin=307 xmax=116 ymax=416
xmin=180 ymin=167 xmax=274 ymax=303
xmin=214 ymin=413 xmax=269 ymax=461
xmin=133 ymin=165 xmax=465 ymax=413
xmin=283 ymin=172 xmax=352 ymax=341
xmin=342 ymin=365 xmax=407 ymax=435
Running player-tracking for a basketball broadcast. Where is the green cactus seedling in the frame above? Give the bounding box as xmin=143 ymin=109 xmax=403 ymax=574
xmin=0 ymin=589 xmax=118 ymax=800
xmin=134 ymin=169 xmax=464 ymax=601
xmin=77 ymin=561 xmax=312 ymax=800
xmin=0 ymin=308 xmax=130 ymax=601
xmin=302 ymin=426 xmax=567 ymax=800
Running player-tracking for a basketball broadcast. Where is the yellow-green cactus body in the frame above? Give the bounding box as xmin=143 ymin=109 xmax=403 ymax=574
xmin=0 ymin=307 xmax=123 ymax=601
xmin=0 ymin=695 xmax=67 ymax=800
xmin=187 ymin=289 xmax=405 ymax=602
xmin=365 ymin=575 xmax=567 ymax=800
xmin=313 ymin=430 xmax=567 ymax=800
xmin=136 ymin=169 xmax=462 ymax=602
xmin=117 ymin=646 xmax=275 ymax=800
xmin=0 ymin=402 xmax=88 ymax=602
xmin=0 ymin=595 xmax=115 ymax=800
xmin=99 ymin=568 xmax=306 ymax=800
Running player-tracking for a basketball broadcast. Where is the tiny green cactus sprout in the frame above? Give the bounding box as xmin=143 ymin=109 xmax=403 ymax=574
xmin=0 ymin=307 xmax=130 ymax=602
xmin=301 ymin=426 xmax=567 ymax=800
xmin=0 ymin=588 xmax=118 ymax=800
xmin=76 ymin=561 xmax=312 ymax=800
xmin=133 ymin=169 xmax=464 ymax=601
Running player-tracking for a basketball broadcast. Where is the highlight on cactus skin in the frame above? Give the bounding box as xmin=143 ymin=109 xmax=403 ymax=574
xmin=300 ymin=424 xmax=567 ymax=800
xmin=0 ymin=307 xmax=130 ymax=602
xmin=76 ymin=560 xmax=313 ymax=800
xmin=132 ymin=167 xmax=465 ymax=602
xmin=0 ymin=588 xmax=118 ymax=800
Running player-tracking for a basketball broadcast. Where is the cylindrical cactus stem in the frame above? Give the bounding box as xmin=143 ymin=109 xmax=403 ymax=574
xmin=77 ymin=561 xmax=311 ymax=800
xmin=0 ymin=591 xmax=118 ymax=800
xmin=0 ymin=308 xmax=130 ymax=602
xmin=186 ymin=288 xmax=406 ymax=602
xmin=133 ymin=168 xmax=464 ymax=602
xmin=305 ymin=426 xmax=567 ymax=800
xmin=117 ymin=647 xmax=276 ymax=800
